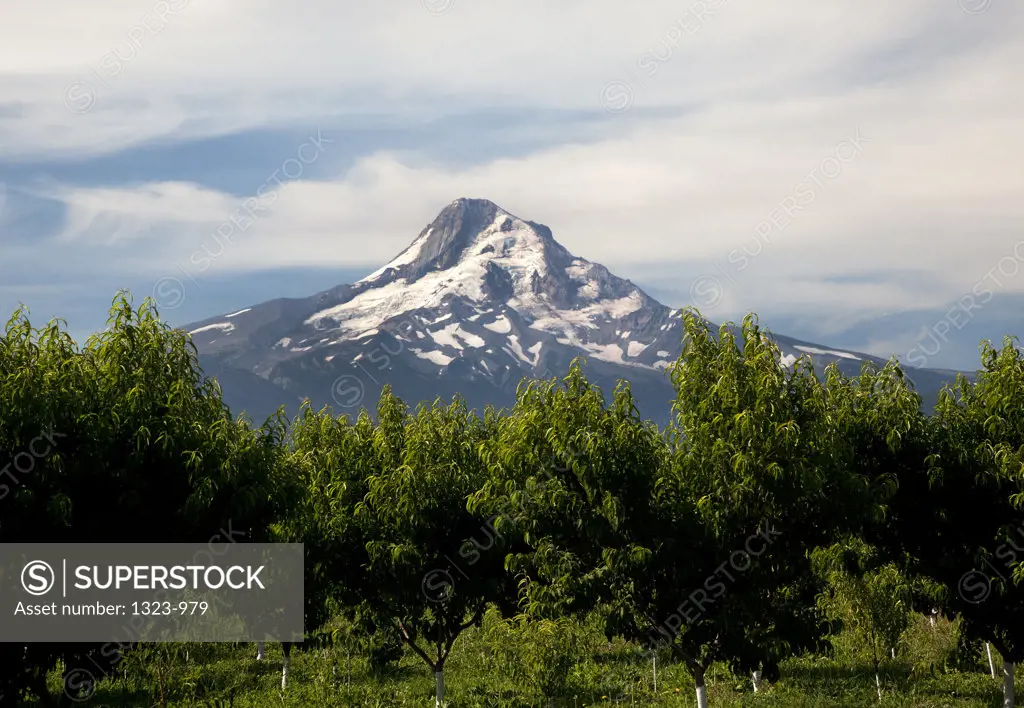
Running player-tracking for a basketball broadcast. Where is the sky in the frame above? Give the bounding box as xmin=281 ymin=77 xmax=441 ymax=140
xmin=1 ymin=0 xmax=1022 ymax=370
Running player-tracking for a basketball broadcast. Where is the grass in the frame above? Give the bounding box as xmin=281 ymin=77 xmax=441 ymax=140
xmin=33 ymin=613 xmax=1019 ymax=707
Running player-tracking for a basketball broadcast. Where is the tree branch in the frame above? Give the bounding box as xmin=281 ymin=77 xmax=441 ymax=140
xmin=395 ymin=620 xmax=436 ymax=671
xmin=458 ymin=603 xmax=486 ymax=632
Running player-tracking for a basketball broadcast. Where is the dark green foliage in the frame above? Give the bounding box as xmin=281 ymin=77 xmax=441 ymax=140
xmin=874 ymin=337 xmax=1024 ymax=664
xmin=10 ymin=294 xmax=1024 ymax=706
xmin=471 ymin=357 xmax=667 ymax=621
xmin=0 ymin=294 xmax=292 ymax=705
xmin=813 ymin=540 xmax=914 ymax=678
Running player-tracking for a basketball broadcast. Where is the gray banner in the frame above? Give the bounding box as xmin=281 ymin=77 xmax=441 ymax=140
xmin=0 ymin=543 xmax=303 ymax=642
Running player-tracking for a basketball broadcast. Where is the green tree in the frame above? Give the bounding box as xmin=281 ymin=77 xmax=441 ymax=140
xmin=478 ymin=312 xmax=900 ymax=708
xmin=0 ymin=295 xmax=291 ymax=705
xmin=633 ymin=312 xmax=866 ymax=707
xmin=813 ymin=540 xmax=914 ymax=701
xmin=483 ymin=611 xmax=600 ymax=701
xmin=472 ymin=359 xmax=667 ymax=624
xmin=350 ymin=391 xmax=516 ymax=707
xmin=269 ymin=399 xmax=384 ymax=687
xmin=879 ymin=338 xmax=1024 ymax=707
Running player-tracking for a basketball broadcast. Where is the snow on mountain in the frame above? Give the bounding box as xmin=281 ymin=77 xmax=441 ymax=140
xmin=792 ymin=344 xmax=862 ymax=360
xmin=302 ymin=198 xmax=661 ymax=365
xmin=182 ymin=198 xmax=965 ymax=425
xmin=189 ymin=322 xmax=235 ymax=336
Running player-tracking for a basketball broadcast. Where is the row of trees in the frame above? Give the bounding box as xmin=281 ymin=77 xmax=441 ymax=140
xmin=3 ymin=293 xmax=1024 ymax=707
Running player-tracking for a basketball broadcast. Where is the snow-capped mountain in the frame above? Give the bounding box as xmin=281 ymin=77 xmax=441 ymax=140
xmin=184 ymin=198 xmax=965 ymax=425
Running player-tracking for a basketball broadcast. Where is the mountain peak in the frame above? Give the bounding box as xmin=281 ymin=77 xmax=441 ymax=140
xmin=444 ymin=196 xmax=507 ymax=215
xmin=417 ymin=197 xmax=515 ymax=271
xmin=299 ymin=198 xmax=661 ymax=356
xmin=358 ymin=198 xmax=557 ymax=287
xmin=429 ymin=198 xmax=505 ymax=240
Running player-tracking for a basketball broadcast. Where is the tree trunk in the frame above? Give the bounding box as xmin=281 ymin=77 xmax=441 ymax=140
xmin=875 ymin=672 xmax=882 ymax=702
xmin=652 ymin=654 xmax=657 ymax=694
xmin=694 ymin=666 xmax=708 ymax=708
xmin=256 ymin=642 xmax=265 ymax=661
xmin=281 ymin=643 xmax=291 ymax=691
xmin=435 ymin=670 xmax=445 ymax=707
xmin=1004 ymin=660 xmax=1015 ymax=708
xmin=752 ymin=670 xmax=761 ymax=693
xmin=989 ymin=644 xmax=998 ymax=678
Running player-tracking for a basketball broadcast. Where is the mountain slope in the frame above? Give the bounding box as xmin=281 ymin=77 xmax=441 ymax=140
xmin=184 ymin=198 xmax=967 ymax=426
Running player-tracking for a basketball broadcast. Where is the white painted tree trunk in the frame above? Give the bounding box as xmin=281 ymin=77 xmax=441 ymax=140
xmin=1004 ymin=660 xmax=1015 ymax=708
xmin=652 ymin=655 xmax=657 ymax=693
xmin=694 ymin=667 xmax=708 ymax=708
xmin=256 ymin=642 xmax=265 ymax=661
xmin=435 ymin=670 xmax=445 ymax=707
xmin=281 ymin=653 xmax=290 ymax=690
xmin=875 ymin=672 xmax=882 ymax=702
xmin=891 ymin=647 xmax=896 ymax=659
xmin=752 ymin=670 xmax=761 ymax=693
xmin=989 ymin=644 xmax=998 ymax=678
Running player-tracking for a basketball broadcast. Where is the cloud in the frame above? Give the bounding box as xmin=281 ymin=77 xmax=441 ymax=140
xmin=34 ymin=61 xmax=1024 ymax=312
xmin=2 ymin=0 xmax=1022 ymax=336
xmin=1 ymin=0 xmax=1018 ymax=157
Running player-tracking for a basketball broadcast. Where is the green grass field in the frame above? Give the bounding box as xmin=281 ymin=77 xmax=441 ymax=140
xmin=39 ymin=612 xmax=1018 ymax=707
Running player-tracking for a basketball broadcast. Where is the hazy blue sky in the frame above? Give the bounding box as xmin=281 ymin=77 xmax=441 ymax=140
xmin=1 ymin=0 xmax=1021 ymax=369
